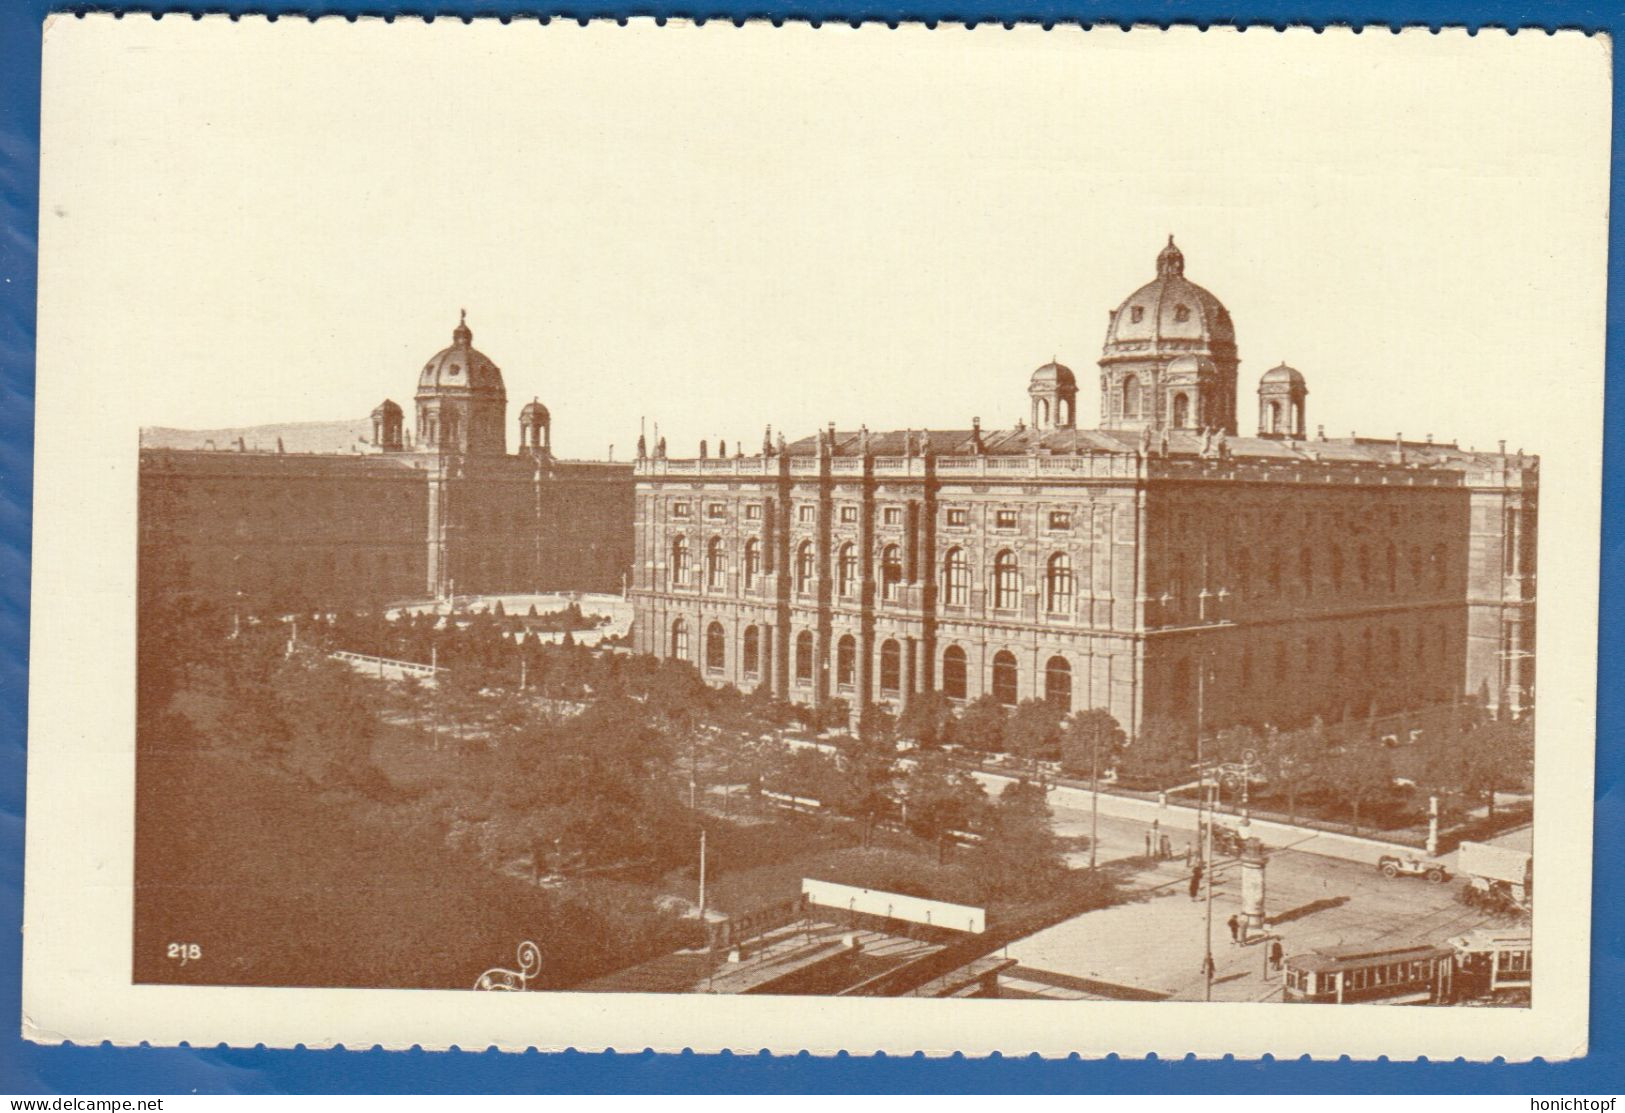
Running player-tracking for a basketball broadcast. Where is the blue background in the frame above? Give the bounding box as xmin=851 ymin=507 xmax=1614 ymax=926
xmin=0 ymin=0 xmax=1617 ymax=1093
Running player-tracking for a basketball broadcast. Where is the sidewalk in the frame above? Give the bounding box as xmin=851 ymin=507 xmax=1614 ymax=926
xmin=971 ymin=769 xmax=1439 ymax=868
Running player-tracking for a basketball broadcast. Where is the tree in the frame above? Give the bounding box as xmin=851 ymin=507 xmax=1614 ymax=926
xmin=977 ymin=779 xmax=1065 ymax=902
xmin=899 ymin=752 xmax=988 ymax=862
xmin=839 ymin=706 xmax=901 ymax=845
xmin=1116 ymin=716 xmax=1195 ymax=791
xmin=1321 ymin=726 xmax=1393 ymax=833
xmin=1006 ymin=698 xmax=1064 ymax=779
xmin=896 ymin=691 xmax=956 ymax=749
xmin=1059 ymin=708 xmax=1126 ymax=780
xmin=1259 ymin=721 xmax=1325 ymax=822
xmin=957 ymin=695 xmax=1009 ymax=754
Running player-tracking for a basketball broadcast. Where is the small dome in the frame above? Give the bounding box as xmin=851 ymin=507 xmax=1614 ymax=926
xmin=371 ymin=399 xmax=403 ymax=418
xmin=416 ymin=312 xmax=506 ymax=398
xmin=1030 ymin=361 xmax=1076 ymax=388
xmin=519 ymin=398 xmax=550 ymax=424
xmin=1261 ymin=362 xmax=1306 ymax=386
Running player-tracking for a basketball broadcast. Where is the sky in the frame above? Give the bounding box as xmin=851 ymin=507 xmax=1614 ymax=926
xmin=38 ymin=20 xmax=1611 ymax=463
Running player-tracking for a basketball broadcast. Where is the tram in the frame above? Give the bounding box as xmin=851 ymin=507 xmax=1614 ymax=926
xmin=1283 ymin=942 xmax=1456 ymax=1004
xmin=1449 ymin=930 xmax=1532 ymax=1000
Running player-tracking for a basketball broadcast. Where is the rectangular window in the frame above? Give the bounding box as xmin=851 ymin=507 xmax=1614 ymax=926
xmin=745 ymin=504 xmax=763 ymax=520
xmin=995 ymin=509 xmax=1018 ymax=530
xmin=707 ymin=503 xmax=727 ymax=519
xmin=798 ymin=505 xmax=816 ymax=523
xmin=882 ymin=507 xmax=903 ymax=526
xmin=840 ymin=505 xmax=858 ymax=523
xmin=1049 ymin=510 xmax=1071 ymax=531
xmin=946 ymin=507 xmax=968 ymax=527
xmin=671 ymin=502 xmax=690 ymax=519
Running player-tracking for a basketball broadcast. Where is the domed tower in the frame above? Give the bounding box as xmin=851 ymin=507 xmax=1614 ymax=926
xmin=414 ymin=310 xmax=508 ymax=455
xmin=1028 ymin=361 xmax=1077 ymax=430
xmin=1257 ymin=363 xmax=1308 ymax=439
xmin=518 ymin=397 xmax=551 ymax=456
xmin=1099 ymin=237 xmax=1239 ymax=435
xmin=372 ymin=399 xmax=404 ymax=451
xmin=371 ymin=399 xmax=404 ymax=451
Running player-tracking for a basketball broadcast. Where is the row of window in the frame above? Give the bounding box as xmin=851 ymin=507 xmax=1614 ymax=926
xmin=669 ymin=617 xmax=1075 ymax=709
xmin=1234 ymin=625 xmax=1449 ymax=688
xmin=669 ymin=536 xmax=1074 ymax=610
xmin=666 ymin=502 xmax=1073 ymax=532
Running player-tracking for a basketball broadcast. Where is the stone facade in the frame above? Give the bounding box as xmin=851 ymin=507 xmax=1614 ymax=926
xmin=630 ymin=242 xmax=1537 ymax=727
xmin=139 ymin=316 xmax=634 ymax=611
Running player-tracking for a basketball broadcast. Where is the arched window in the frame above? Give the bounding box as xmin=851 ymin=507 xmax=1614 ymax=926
xmin=1122 ymin=374 xmax=1141 ymax=418
xmin=1332 ymin=634 xmax=1345 ymax=674
xmin=1330 ymin=546 xmax=1345 ymax=590
xmin=1172 ymin=393 xmax=1190 ymax=428
xmin=943 ymin=548 xmax=970 ymax=606
xmin=1273 ymin=641 xmax=1287 ymax=682
xmin=992 ymin=650 xmax=1019 ymax=706
xmin=1268 ymin=401 xmax=1282 ymax=434
xmin=743 ymin=538 xmax=761 ymax=590
xmin=881 ymin=544 xmax=903 ymax=601
xmin=670 ymin=618 xmax=689 ymax=660
xmin=1408 ymin=544 xmax=1423 ymax=584
xmin=743 ymin=625 xmax=760 ymax=678
xmin=1431 ymin=543 xmax=1448 ymax=589
xmin=796 ymin=541 xmax=815 ymax=594
xmin=1358 ymin=545 xmax=1372 ymax=590
xmin=879 ymin=639 xmax=902 ymax=694
xmin=836 ymin=635 xmax=856 ymax=688
xmin=942 ymin=645 xmax=968 ymax=700
xmin=705 ymin=621 xmax=726 ymax=673
xmin=837 ymin=543 xmax=857 ymax=597
xmin=994 ymin=550 xmax=1021 ymax=610
xmin=795 ymin=630 xmax=814 ymax=684
xmin=670 ymin=535 xmax=690 ymax=586
xmin=1360 ymin=627 xmax=1374 ymax=671
xmin=1236 ymin=549 xmax=1252 ymax=597
xmin=706 ymin=537 xmax=726 ymax=589
xmin=1387 ymin=627 xmax=1402 ymax=664
xmin=1300 ymin=547 xmax=1314 ymax=594
xmin=1045 ymin=655 xmax=1072 ymax=711
xmin=1385 ymin=542 xmax=1397 ymax=592
xmin=1267 ymin=548 xmax=1282 ymax=594
xmin=1305 ymin=636 xmax=1319 ymax=673
xmin=1045 ymin=552 xmax=1074 ymax=613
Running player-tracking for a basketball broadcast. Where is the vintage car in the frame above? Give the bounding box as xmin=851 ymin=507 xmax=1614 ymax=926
xmin=1377 ymin=854 xmax=1450 ymax=883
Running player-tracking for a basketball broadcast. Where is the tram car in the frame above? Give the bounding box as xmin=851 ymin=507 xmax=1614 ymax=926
xmin=1449 ymin=930 xmax=1531 ymax=1000
xmin=1283 ymin=942 xmax=1456 ymax=1004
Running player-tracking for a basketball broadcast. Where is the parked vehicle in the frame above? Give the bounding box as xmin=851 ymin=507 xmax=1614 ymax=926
xmin=1378 ymin=854 xmax=1450 ymax=883
xmin=1456 ymin=841 xmax=1532 ymax=911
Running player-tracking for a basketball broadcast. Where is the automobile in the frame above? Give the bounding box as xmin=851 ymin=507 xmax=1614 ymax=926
xmin=1378 ymin=854 xmax=1450 ymax=883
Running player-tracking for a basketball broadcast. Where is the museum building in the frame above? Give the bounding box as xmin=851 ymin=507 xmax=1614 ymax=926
xmin=629 ymin=239 xmax=1537 ymax=730
xmin=139 ymin=313 xmax=635 ymax=611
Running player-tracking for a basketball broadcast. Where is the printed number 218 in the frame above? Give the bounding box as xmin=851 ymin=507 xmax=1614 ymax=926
xmin=167 ymin=943 xmax=201 ymax=965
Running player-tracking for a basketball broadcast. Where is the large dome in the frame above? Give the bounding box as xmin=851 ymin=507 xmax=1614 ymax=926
xmin=1103 ymin=237 xmax=1236 ymax=354
xmin=416 ymin=312 xmax=506 ymax=397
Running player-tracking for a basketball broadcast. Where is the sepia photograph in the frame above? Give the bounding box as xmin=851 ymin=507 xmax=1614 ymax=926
xmin=22 ymin=17 xmax=1607 ymax=1058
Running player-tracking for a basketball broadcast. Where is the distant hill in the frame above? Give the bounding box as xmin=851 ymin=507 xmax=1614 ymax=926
xmin=141 ymin=419 xmax=374 ymax=455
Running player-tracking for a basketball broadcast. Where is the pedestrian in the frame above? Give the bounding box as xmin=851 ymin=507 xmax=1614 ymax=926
xmin=1269 ymin=938 xmax=1284 ymax=972
xmin=1145 ymin=831 xmax=1153 ymax=858
xmin=1184 ymin=841 xmax=1193 ymax=867
xmin=1160 ymin=833 xmax=1172 ymax=860
xmin=1189 ymin=864 xmax=1203 ymax=901
xmin=1202 ymin=953 xmax=1216 ymax=981
xmin=1227 ymin=914 xmax=1240 ymax=944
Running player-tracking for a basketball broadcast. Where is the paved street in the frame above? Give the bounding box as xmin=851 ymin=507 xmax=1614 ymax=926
xmin=1003 ymin=804 xmax=1514 ymax=1002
